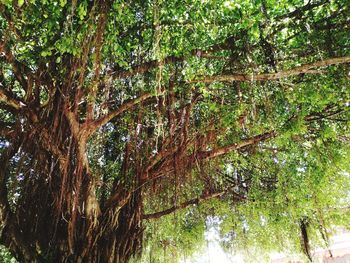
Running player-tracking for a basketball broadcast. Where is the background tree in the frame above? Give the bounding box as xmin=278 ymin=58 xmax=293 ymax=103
xmin=0 ymin=0 xmax=350 ymax=262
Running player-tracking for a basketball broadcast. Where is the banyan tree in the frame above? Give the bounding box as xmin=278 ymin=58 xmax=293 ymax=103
xmin=0 ymin=0 xmax=350 ymax=262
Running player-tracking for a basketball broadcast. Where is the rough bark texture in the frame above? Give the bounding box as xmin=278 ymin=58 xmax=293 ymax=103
xmin=190 ymin=56 xmax=350 ymax=83
xmin=0 ymin=92 xmax=144 ymax=262
xmin=300 ymin=218 xmax=313 ymax=262
xmin=1 ymin=1 xmax=350 ymax=262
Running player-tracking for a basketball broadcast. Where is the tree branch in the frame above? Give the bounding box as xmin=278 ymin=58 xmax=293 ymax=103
xmin=142 ymin=191 xmax=225 ymax=220
xmin=0 ymin=40 xmax=32 ymax=93
xmin=87 ymin=92 xmax=153 ymax=134
xmin=0 ymin=88 xmax=23 ymax=110
xmin=111 ymin=36 xmax=235 ymax=80
xmin=275 ymin=0 xmax=329 ymax=20
xmin=190 ymin=56 xmax=350 ymax=83
xmin=113 ymin=56 xmax=183 ymax=79
xmin=198 ymin=131 xmax=276 ymax=160
xmin=86 ymin=1 xmax=109 ymax=121
xmin=0 ymin=122 xmax=16 ymax=139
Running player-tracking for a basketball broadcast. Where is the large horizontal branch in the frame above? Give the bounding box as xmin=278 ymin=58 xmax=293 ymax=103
xmin=113 ymin=56 xmax=183 ymax=79
xmin=0 ymin=88 xmax=23 ymax=110
xmin=87 ymin=92 xmax=153 ymax=134
xmin=111 ymin=36 xmax=234 ymax=80
xmin=275 ymin=0 xmax=328 ymax=20
xmin=110 ymin=3 xmax=344 ymax=82
xmin=142 ymin=191 xmax=225 ymax=220
xmin=189 ymin=56 xmax=350 ymax=83
xmin=198 ymin=131 xmax=276 ymax=160
xmin=143 ymin=131 xmax=276 ymax=186
xmin=197 ymin=106 xmax=344 ymax=161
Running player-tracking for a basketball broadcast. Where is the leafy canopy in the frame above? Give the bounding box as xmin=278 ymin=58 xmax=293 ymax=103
xmin=0 ymin=0 xmax=350 ymax=262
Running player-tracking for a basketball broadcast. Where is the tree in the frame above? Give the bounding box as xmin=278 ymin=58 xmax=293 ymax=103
xmin=0 ymin=0 xmax=349 ymax=262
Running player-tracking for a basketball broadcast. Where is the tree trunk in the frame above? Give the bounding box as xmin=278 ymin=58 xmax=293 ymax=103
xmin=300 ymin=218 xmax=313 ymax=262
xmin=1 ymin=157 xmax=143 ymax=262
xmin=0 ymin=92 xmax=143 ymax=263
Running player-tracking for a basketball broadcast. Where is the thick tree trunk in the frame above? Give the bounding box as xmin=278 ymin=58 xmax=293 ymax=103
xmin=1 ymin=163 xmax=143 ymax=263
xmin=0 ymin=93 xmax=143 ymax=262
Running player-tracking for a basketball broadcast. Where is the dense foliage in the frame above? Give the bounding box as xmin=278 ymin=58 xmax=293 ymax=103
xmin=0 ymin=0 xmax=350 ymax=262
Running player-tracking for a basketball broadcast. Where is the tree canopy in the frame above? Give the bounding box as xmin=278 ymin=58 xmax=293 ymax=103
xmin=0 ymin=0 xmax=350 ymax=262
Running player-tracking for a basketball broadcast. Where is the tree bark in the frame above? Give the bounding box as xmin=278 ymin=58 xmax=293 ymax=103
xmin=0 ymin=90 xmax=144 ymax=262
xmin=189 ymin=56 xmax=350 ymax=83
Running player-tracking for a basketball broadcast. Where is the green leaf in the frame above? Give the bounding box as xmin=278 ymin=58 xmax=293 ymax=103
xmin=59 ymin=0 xmax=66 ymax=7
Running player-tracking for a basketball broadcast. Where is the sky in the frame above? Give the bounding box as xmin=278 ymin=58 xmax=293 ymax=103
xmin=181 ymin=216 xmax=244 ymax=263
xmin=181 ymin=217 xmax=350 ymax=263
